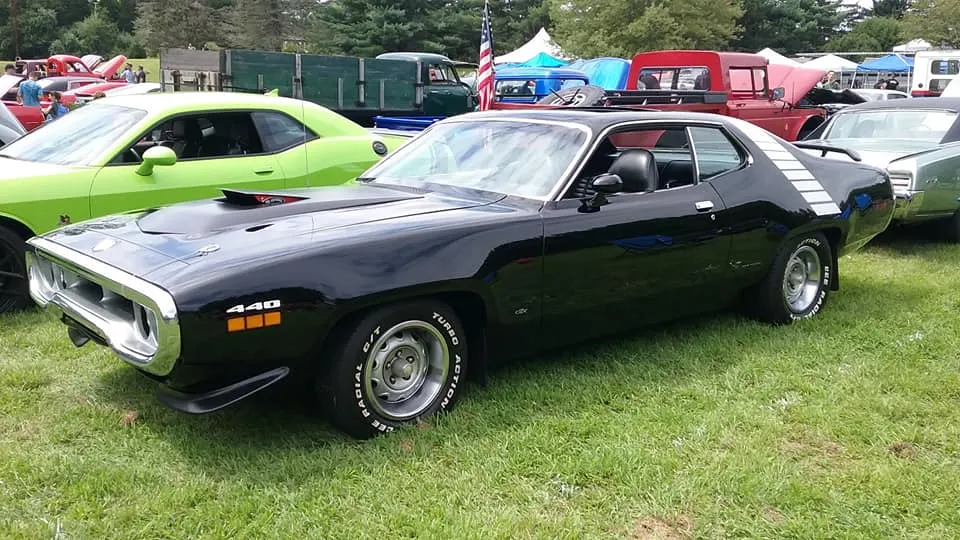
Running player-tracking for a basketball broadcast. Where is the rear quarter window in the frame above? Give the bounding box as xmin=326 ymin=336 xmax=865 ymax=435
xmin=251 ymin=112 xmax=316 ymax=153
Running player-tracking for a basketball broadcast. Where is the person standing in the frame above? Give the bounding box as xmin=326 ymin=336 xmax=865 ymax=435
xmin=4 ymin=64 xmax=15 ymax=76
xmin=121 ymin=63 xmax=136 ymax=84
xmin=17 ymin=71 xmax=43 ymax=107
xmin=136 ymin=65 xmax=147 ymax=83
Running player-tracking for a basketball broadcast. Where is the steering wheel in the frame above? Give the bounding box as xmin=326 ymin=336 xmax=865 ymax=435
xmin=126 ymin=148 xmax=141 ymax=163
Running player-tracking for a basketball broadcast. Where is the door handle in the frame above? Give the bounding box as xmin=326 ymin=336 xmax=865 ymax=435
xmin=254 ymin=169 xmax=274 ymax=175
xmin=695 ymin=201 xmax=714 ymax=212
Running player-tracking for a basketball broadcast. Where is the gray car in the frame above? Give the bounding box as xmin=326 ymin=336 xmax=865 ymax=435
xmin=800 ymin=97 xmax=960 ymax=240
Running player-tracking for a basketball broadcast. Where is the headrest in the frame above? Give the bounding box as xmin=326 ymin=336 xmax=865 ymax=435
xmin=172 ymin=120 xmax=185 ymax=137
xmin=608 ymin=148 xmax=658 ymax=193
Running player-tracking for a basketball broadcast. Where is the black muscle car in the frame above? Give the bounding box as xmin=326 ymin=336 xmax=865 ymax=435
xmin=25 ymin=109 xmax=895 ymax=438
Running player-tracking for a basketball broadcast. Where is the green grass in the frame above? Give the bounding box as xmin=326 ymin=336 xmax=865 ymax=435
xmin=2 ymin=229 xmax=960 ymax=538
xmin=2 ymin=58 xmax=160 ymax=82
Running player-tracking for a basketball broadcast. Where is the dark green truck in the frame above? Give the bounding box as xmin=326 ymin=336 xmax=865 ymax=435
xmin=158 ymin=48 xmax=476 ymax=126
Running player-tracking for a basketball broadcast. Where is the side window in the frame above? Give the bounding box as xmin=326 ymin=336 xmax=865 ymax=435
xmin=688 ymin=126 xmax=745 ymax=179
xmin=251 ymin=111 xmax=315 ymax=153
xmin=563 ymin=127 xmax=696 ymax=198
xmin=112 ymin=112 xmax=267 ymax=164
xmin=931 ymin=60 xmax=960 ymax=75
xmin=729 ymin=68 xmax=766 ymax=96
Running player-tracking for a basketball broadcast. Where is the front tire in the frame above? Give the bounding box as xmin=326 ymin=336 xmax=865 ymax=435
xmin=0 ymin=226 xmax=29 ymax=314
xmin=750 ymin=232 xmax=833 ymax=324
xmin=319 ymin=300 xmax=468 ymax=439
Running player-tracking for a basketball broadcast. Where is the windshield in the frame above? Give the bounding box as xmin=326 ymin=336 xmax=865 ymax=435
xmin=0 ymin=104 xmax=147 ymax=166
xmin=364 ymin=120 xmax=589 ymax=199
xmin=823 ymin=109 xmax=958 ymax=142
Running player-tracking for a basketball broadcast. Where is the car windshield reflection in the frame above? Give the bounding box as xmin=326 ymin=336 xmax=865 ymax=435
xmin=0 ymin=104 xmax=147 ymax=166
xmin=824 ymin=109 xmax=958 ymax=142
xmin=365 ymin=120 xmax=590 ymax=200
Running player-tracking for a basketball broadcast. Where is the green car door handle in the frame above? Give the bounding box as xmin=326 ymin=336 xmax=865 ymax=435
xmin=254 ymin=169 xmax=274 ymax=175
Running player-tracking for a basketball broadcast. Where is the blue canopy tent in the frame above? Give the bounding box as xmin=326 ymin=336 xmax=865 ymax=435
xmin=516 ymin=52 xmax=568 ymax=68
xmin=564 ymin=57 xmax=631 ymax=89
xmin=856 ymin=54 xmax=914 ymax=73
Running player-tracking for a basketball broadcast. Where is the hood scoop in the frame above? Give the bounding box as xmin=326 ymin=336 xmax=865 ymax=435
xmin=137 ymin=185 xmax=424 ymax=235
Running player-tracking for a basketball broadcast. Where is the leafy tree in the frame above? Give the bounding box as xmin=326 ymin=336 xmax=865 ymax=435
xmin=136 ymin=0 xmax=231 ymax=54
xmin=549 ymin=0 xmax=743 ymax=59
xmin=309 ymin=0 xmax=446 ymax=57
xmin=49 ymin=12 xmax=142 ymax=57
xmin=0 ymin=2 xmax=60 ymax=59
xmin=871 ymin=0 xmax=909 ymax=19
xmin=826 ymin=15 xmax=902 ymax=51
xmin=100 ymin=0 xmax=141 ymax=34
xmin=902 ymin=0 xmax=960 ymax=47
xmin=735 ymin=0 xmax=844 ymax=54
xmin=229 ymin=0 xmax=285 ymax=50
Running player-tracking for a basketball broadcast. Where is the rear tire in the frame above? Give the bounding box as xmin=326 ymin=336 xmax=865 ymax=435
xmin=536 ymin=85 xmax=606 ymax=107
xmin=318 ymin=300 xmax=468 ymax=439
xmin=0 ymin=226 xmax=30 ymax=314
xmin=748 ymin=232 xmax=833 ymax=324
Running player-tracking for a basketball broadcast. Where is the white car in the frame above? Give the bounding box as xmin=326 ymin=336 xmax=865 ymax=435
xmin=942 ymin=77 xmax=960 ymax=98
xmin=852 ymin=89 xmax=910 ymax=101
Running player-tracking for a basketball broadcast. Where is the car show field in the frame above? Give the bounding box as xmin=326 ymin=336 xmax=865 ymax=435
xmin=2 ymin=230 xmax=960 ymax=538
xmin=4 ymin=17 xmax=960 ymax=536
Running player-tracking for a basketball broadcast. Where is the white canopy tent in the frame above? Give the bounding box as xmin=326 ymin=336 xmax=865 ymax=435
xmin=893 ymin=39 xmax=933 ymax=53
xmin=494 ymin=27 xmax=569 ymax=64
xmin=756 ymin=48 xmax=801 ymax=66
xmin=804 ymin=54 xmax=858 ymax=72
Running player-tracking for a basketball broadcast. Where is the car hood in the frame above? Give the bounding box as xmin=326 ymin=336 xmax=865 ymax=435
xmin=767 ymin=64 xmax=827 ymax=105
xmin=94 ymin=55 xmax=127 ymax=79
xmin=0 ymin=158 xmax=89 ymax=180
xmin=42 ymin=184 xmax=508 ymax=274
xmin=803 ymin=138 xmax=938 ymax=168
xmin=0 ymin=74 xmax=23 ymax=96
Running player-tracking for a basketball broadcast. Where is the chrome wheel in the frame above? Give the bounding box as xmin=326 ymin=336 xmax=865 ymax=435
xmin=782 ymin=245 xmax=822 ymax=313
xmin=362 ymin=320 xmax=450 ymax=421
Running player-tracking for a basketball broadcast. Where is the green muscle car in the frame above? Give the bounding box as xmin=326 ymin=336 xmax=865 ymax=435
xmin=800 ymin=98 xmax=960 ymax=240
xmin=0 ymin=92 xmax=409 ymax=312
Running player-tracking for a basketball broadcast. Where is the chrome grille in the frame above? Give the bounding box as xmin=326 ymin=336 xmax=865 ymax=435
xmin=888 ymin=174 xmax=913 ymax=193
xmin=26 ymin=238 xmax=180 ymax=376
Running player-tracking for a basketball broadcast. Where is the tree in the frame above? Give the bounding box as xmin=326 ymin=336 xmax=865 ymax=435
xmin=136 ymin=0 xmax=232 ymax=54
xmin=902 ymin=0 xmax=960 ymax=47
xmin=309 ymin=0 xmax=446 ymax=57
xmin=49 ymin=12 xmax=143 ymax=56
xmin=871 ymin=0 xmax=909 ymax=19
xmin=0 ymin=2 xmax=59 ymax=59
xmin=229 ymin=0 xmax=285 ymax=50
xmin=100 ymin=0 xmax=141 ymax=33
xmin=735 ymin=0 xmax=844 ymax=54
xmin=549 ymin=0 xmax=743 ymax=59
xmin=826 ymin=16 xmax=902 ymax=51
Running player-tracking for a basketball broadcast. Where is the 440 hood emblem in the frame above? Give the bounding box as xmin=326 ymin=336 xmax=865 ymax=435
xmin=194 ymin=244 xmax=220 ymax=256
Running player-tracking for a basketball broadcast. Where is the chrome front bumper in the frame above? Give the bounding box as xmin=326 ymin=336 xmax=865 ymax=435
xmin=25 ymin=237 xmax=181 ymax=377
xmin=893 ymin=190 xmax=924 ymax=220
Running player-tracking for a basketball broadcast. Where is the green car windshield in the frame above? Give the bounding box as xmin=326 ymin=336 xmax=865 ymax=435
xmin=0 ymin=104 xmax=147 ymax=166
xmin=364 ymin=120 xmax=589 ymax=200
xmin=824 ymin=109 xmax=958 ymax=143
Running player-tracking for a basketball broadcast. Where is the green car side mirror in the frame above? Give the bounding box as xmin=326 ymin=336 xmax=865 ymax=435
xmin=136 ymin=145 xmax=178 ymax=176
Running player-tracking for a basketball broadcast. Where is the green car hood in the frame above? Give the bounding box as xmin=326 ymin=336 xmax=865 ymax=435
xmin=805 ymin=138 xmax=939 ymax=169
xmin=0 ymin=158 xmax=91 ymax=183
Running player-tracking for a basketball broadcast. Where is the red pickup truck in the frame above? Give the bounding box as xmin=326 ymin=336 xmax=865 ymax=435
xmin=493 ymin=50 xmax=831 ymax=142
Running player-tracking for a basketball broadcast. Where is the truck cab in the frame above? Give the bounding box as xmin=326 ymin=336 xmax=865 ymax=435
xmin=375 ymin=52 xmax=474 ymax=116
xmin=623 ymin=51 xmax=827 ymax=140
xmin=495 ymin=67 xmax=590 ymax=103
xmin=911 ymin=50 xmax=960 ymax=97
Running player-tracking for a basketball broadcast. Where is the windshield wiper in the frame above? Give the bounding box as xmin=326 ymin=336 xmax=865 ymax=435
xmin=355 ymin=176 xmax=376 ymax=182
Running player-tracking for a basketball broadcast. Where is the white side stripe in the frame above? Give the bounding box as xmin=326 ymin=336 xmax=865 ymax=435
xmin=772 ymin=160 xmax=806 ymax=170
xmin=802 ymin=191 xmax=834 ymax=204
xmin=728 ymin=122 xmax=841 ymax=217
xmin=810 ymin=202 xmax=842 ymax=215
xmin=792 ymin=180 xmax=825 ymax=192
xmin=784 ymin=170 xmax=816 ymax=180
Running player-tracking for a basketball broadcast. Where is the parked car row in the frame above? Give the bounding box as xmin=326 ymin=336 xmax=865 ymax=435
xmin=5 ymin=71 xmax=960 ymax=440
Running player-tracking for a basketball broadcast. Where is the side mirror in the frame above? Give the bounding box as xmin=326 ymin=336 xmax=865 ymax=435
xmin=136 ymin=145 xmax=177 ymax=176
xmin=771 ymin=87 xmax=786 ymax=101
xmin=590 ymin=173 xmax=624 ymax=194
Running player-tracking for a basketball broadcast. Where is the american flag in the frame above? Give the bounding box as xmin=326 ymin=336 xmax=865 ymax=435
xmin=477 ymin=0 xmax=495 ymax=111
